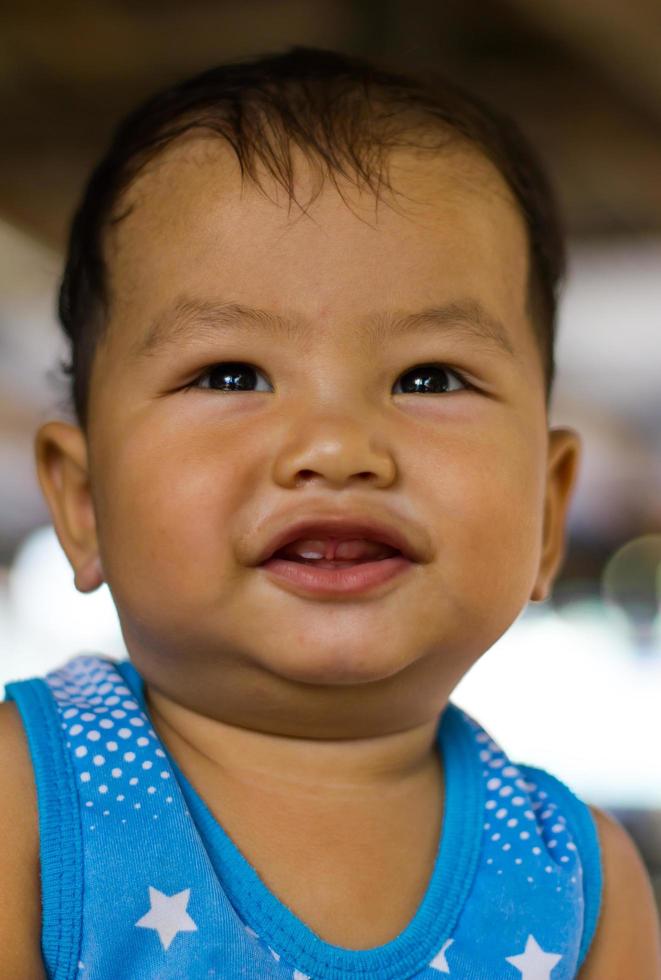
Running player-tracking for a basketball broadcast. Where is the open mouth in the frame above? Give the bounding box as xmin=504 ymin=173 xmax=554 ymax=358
xmin=269 ymin=537 xmax=400 ymax=567
xmin=281 ymin=557 xmax=395 ymax=568
xmin=261 ymin=538 xmax=410 ymax=595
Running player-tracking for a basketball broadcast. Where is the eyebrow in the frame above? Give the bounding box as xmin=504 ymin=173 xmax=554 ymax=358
xmin=133 ymin=295 xmax=517 ymax=360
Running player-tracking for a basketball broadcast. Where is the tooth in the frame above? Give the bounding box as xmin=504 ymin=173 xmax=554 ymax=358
xmin=280 ymin=539 xmax=329 ymax=560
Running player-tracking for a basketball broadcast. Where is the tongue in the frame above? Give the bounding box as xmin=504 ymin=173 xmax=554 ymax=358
xmin=279 ymin=538 xmax=394 ymax=562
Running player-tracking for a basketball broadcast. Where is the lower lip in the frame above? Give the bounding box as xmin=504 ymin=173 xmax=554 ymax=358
xmin=259 ymin=556 xmax=413 ymax=596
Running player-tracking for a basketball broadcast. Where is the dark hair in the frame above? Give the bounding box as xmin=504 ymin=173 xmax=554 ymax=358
xmin=58 ymin=46 xmax=564 ymax=429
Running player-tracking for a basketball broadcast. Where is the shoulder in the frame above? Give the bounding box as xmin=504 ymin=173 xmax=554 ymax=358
xmin=0 ymin=700 xmax=41 ymax=848
xmin=0 ymin=701 xmax=47 ymax=977
xmin=579 ymin=805 xmax=661 ymax=978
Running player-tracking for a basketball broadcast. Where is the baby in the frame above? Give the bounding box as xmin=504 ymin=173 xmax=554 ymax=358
xmin=2 ymin=47 xmax=659 ymax=979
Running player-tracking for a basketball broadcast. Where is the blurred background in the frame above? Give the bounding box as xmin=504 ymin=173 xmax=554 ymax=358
xmin=1 ymin=0 xmax=660 ymax=917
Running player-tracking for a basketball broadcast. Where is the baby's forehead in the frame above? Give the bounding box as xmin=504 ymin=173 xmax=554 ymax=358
xmin=105 ymin=134 xmax=528 ymax=344
xmin=110 ymin=132 xmax=521 ymax=248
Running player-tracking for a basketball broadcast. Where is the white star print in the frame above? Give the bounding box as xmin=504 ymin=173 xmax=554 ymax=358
xmin=135 ymin=886 xmax=198 ymax=951
xmin=430 ymin=938 xmax=454 ymax=972
xmin=505 ymin=934 xmax=562 ymax=979
xmin=292 ymin=971 xmax=310 ymax=979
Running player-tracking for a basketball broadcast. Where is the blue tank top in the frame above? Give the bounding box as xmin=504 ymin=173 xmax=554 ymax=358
xmin=4 ymin=654 xmax=602 ymax=979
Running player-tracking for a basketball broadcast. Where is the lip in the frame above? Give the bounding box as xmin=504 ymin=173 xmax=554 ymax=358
xmin=259 ymin=554 xmax=414 ymax=597
xmin=254 ymin=515 xmax=423 ymax=566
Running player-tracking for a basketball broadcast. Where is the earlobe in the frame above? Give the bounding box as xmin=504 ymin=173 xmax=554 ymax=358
xmin=34 ymin=421 xmax=104 ymax=593
xmin=74 ymin=555 xmax=105 ymax=593
xmin=530 ymin=427 xmax=582 ymax=603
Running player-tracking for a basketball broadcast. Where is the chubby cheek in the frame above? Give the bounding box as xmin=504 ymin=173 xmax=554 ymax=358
xmin=423 ymin=423 xmax=546 ymax=622
xmin=92 ymin=418 xmax=245 ymax=624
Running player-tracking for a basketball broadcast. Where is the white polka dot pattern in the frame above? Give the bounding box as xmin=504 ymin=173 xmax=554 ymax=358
xmin=49 ymin=658 xmax=585 ymax=887
xmin=48 ymin=656 xmax=177 ymax=829
xmin=33 ymin=655 xmax=595 ymax=980
xmin=472 ymin=724 xmax=581 ymax=890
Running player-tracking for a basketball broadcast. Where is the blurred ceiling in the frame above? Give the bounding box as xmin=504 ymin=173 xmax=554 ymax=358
xmin=1 ymin=0 xmax=661 ymax=247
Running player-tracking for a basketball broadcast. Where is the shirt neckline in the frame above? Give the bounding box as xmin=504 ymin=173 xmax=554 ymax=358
xmin=116 ymin=658 xmax=484 ymax=980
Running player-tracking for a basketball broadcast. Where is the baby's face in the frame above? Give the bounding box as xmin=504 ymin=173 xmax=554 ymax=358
xmin=65 ymin=138 xmax=579 ymax=734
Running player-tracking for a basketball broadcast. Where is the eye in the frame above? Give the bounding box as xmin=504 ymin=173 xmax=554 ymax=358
xmin=184 ymin=362 xmax=272 ymax=392
xmin=393 ymin=363 xmax=470 ymax=395
xmin=182 ymin=361 xmax=471 ymax=395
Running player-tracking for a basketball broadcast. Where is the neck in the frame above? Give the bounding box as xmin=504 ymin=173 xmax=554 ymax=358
xmin=145 ymin=684 xmax=442 ymax=798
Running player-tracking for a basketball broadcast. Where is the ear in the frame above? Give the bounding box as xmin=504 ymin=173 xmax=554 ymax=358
xmin=530 ymin=427 xmax=582 ymax=603
xmin=34 ymin=421 xmax=104 ymax=593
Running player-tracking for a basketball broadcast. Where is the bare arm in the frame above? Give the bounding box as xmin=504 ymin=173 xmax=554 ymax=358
xmin=579 ymin=805 xmax=661 ymax=979
xmin=0 ymin=701 xmax=47 ymax=979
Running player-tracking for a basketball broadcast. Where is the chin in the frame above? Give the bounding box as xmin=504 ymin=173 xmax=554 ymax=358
xmin=259 ymin=641 xmax=413 ymax=688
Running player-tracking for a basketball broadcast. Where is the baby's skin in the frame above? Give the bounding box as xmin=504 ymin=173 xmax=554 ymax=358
xmin=35 ymin=136 xmax=660 ymax=973
xmin=33 ymin=137 xmax=579 ymax=948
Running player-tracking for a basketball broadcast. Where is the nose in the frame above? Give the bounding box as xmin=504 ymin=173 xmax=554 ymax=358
xmin=271 ymin=416 xmax=397 ymax=490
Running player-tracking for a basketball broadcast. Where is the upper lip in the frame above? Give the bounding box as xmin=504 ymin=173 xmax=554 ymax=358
xmin=254 ymin=512 xmax=425 ymax=565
